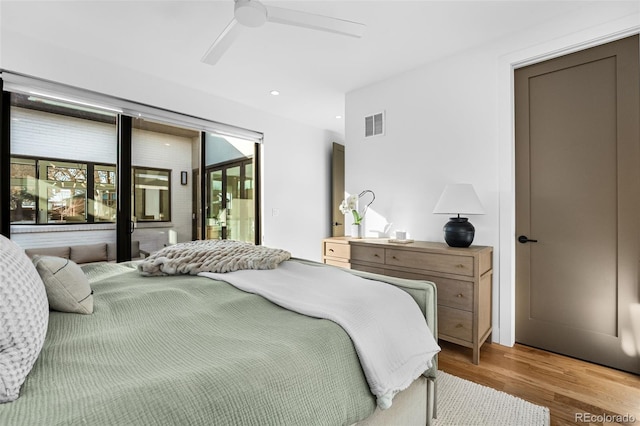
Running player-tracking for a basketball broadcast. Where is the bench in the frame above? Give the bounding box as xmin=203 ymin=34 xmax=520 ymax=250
xmin=25 ymin=241 xmax=148 ymax=265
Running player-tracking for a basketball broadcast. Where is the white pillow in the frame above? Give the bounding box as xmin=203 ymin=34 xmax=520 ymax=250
xmin=0 ymin=235 xmax=49 ymax=403
xmin=33 ymin=256 xmax=94 ymax=314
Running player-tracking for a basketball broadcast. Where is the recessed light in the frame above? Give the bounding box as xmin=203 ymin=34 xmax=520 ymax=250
xmin=270 ymin=90 xmax=280 ymax=96
xmin=336 ymin=115 xmax=343 ymax=119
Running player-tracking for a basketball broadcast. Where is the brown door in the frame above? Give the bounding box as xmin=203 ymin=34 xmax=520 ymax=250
xmin=515 ymin=35 xmax=640 ymax=374
xmin=331 ymin=142 xmax=345 ymax=237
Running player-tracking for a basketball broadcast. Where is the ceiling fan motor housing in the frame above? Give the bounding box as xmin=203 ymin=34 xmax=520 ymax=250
xmin=234 ymin=0 xmax=268 ymax=27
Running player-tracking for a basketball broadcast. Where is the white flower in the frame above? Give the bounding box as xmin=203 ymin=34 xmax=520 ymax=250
xmin=339 ymin=195 xmax=358 ymax=215
xmin=339 ymin=194 xmax=362 ymax=224
xmin=339 ymin=199 xmax=350 ymax=215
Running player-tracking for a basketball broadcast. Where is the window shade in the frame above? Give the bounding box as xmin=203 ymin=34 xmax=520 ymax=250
xmin=0 ymin=71 xmax=264 ymax=143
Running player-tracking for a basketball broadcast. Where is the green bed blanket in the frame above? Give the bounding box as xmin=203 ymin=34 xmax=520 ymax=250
xmin=1 ymin=261 xmax=436 ymax=426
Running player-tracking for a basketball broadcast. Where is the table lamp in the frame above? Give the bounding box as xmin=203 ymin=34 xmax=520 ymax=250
xmin=433 ymin=183 xmax=485 ymax=247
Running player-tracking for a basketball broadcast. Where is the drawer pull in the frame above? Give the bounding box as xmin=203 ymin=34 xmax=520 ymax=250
xmin=328 ymin=248 xmax=334 ymax=252
xmin=374 ymin=254 xmax=380 ymax=257
xmin=456 ymin=264 xmax=465 ymax=269
xmin=456 ymin=293 xmax=464 ymax=298
xmin=392 ymin=255 xmax=398 ymax=260
xmin=455 ymin=323 xmax=464 ymax=328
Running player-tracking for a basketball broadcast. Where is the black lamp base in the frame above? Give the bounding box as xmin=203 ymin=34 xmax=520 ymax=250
xmin=443 ymin=217 xmax=475 ymax=248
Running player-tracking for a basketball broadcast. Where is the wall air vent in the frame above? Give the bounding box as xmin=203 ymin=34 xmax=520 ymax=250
xmin=364 ymin=111 xmax=384 ymax=138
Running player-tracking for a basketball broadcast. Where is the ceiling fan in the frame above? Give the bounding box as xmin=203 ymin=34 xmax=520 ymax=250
xmin=201 ymin=0 xmax=366 ymax=66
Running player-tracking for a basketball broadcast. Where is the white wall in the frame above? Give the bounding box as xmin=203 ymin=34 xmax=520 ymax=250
xmin=1 ymin=26 xmax=338 ymax=261
xmin=345 ymin=3 xmax=639 ymax=346
xmin=346 ymin=50 xmax=499 ymax=243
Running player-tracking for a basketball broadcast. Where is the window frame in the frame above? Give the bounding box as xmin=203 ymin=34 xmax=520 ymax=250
xmin=205 ymin=157 xmax=255 ymax=241
xmin=132 ymin=166 xmax=172 ymax=223
xmin=10 ymin=154 xmax=119 ymax=225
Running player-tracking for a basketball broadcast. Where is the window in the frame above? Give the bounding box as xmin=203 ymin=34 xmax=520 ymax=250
xmin=44 ymin=160 xmax=87 ymax=223
xmin=204 ymin=133 xmax=258 ymax=244
xmin=11 ymin=157 xmax=176 ymax=225
xmin=11 ymin=156 xmax=175 ymax=226
xmin=10 ymin=158 xmax=37 ymax=223
xmin=206 ymin=159 xmax=254 ymax=242
xmin=10 ymin=156 xmax=119 ymax=224
xmin=94 ymin=165 xmax=117 ymax=222
xmin=133 ymin=167 xmax=171 ymax=222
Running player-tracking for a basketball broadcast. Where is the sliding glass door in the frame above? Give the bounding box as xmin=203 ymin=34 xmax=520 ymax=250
xmin=205 ymin=133 xmax=258 ymax=244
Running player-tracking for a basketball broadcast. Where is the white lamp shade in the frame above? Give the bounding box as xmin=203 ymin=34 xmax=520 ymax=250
xmin=433 ymin=184 xmax=485 ymax=215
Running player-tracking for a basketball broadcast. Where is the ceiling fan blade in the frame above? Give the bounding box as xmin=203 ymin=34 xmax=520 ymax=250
xmin=201 ymin=18 xmax=245 ymax=66
xmin=265 ymin=6 xmax=365 ymax=38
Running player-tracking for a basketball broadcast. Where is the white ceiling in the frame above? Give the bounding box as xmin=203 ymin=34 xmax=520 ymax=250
xmin=2 ymin=1 xmax=603 ymax=134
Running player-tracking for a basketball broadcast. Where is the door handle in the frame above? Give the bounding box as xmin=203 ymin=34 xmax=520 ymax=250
xmin=518 ymin=235 xmax=538 ymax=244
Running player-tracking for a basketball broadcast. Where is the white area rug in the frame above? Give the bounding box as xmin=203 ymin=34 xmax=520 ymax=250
xmin=435 ymin=371 xmax=550 ymax=425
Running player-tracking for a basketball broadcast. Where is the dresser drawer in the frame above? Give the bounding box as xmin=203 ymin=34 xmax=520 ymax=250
xmin=380 ymin=268 xmax=426 ymax=281
xmin=431 ymin=277 xmax=473 ymax=311
xmin=351 ymin=263 xmax=385 ymax=275
xmin=385 ymin=249 xmax=474 ymax=277
xmin=388 ymin=270 xmax=474 ymax=311
xmin=324 ymin=259 xmax=350 ymax=269
xmin=351 ymin=245 xmax=385 ymax=264
xmin=438 ymin=306 xmax=473 ymax=342
xmin=324 ymin=242 xmax=350 ymax=260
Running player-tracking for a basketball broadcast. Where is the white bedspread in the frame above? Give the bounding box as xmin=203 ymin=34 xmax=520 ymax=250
xmin=199 ymin=261 xmax=440 ymax=409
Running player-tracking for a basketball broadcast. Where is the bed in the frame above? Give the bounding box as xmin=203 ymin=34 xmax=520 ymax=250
xmin=0 ymin=238 xmax=439 ymax=425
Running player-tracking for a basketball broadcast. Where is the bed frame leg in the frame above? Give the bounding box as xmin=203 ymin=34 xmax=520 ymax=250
xmin=426 ymin=377 xmax=437 ymax=425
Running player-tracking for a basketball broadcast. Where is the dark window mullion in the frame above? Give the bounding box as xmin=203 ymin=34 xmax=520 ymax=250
xmin=117 ymin=115 xmax=132 ymax=261
xmin=222 ymin=166 xmax=228 ymax=240
xmin=240 ymin=161 xmax=246 ymax=200
xmin=86 ymin=163 xmax=95 ymax=223
xmin=253 ymin=144 xmax=261 ymax=245
xmin=0 ymin=86 xmax=10 ymax=237
xmin=34 ymin=159 xmax=41 ymax=224
xmin=200 ymin=132 xmax=206 ymax=240
xmin=166 ymin=172 xmax=171 ymax=222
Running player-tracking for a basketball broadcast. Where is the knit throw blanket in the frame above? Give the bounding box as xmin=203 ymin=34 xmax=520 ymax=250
xmin=137 ymin=240 xmax=291 ymax=277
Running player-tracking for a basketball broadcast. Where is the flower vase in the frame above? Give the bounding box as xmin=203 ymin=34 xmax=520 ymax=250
xmin=351 ymin=224 xmax=362 ymax=239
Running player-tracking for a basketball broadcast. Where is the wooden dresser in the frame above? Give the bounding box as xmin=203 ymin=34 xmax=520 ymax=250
xmin=322 ymin=237 xmax=493 ymax=364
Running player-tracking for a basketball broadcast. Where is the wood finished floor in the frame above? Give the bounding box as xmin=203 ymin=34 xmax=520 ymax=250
xmin=437 ymin=340 xmax=640 ymax=425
